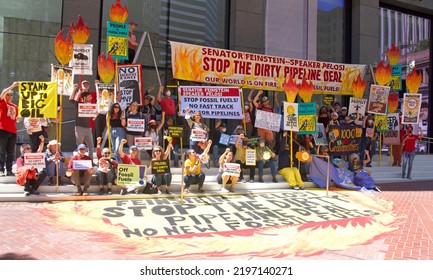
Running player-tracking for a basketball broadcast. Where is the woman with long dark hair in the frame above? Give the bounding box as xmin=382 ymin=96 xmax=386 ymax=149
xmin=107 ymin=102 xmax=126 ymax=161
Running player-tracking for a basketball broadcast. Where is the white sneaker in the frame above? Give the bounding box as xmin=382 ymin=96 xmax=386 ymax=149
xmin=249 ymin=179 xmax=254 ymax=183
xmin=240 ymin=179 xmax=246 ymax=183
xmin=157 ymin=190 xmax=163 ymax=195
xmin=220 ymin=188 xmax=229 ymax=193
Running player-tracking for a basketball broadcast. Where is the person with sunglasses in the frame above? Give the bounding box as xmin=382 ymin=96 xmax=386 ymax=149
xmin=107 ymin=102 xmax=126 ymax=161
xmin=16 ymin=135 xmax=46 ymax=196
xmin=96 ymin=137 xmax=118 ymax=195
xmin=149 ymin=145 xmax=172 ymax=194
xmin=183 ymin=149 xmax=206 ymax=193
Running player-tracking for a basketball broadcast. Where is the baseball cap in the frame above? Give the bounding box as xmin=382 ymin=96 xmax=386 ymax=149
xmin=129 ymin=21 xmax=138 ymax=26
xmin=261 ymin=96 xmax=268 ymax=102
xmin=258 ymin=138 xmax=265 ymax=143
xmin=82 ymin=80 xmax=89 ymax=85
xmin=77 ymin=144 xmax=87 ymax=150
xmin=130 ymin=145 xmax=138 ymax=150
xmin=342 ymin=107 xmax=347 ymax=110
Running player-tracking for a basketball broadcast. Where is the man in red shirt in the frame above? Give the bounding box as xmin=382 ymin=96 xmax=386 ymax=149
xmin=400 ymin=124 xmax=423 ymax=180
xmin=156 ymin=85 xmax=176 ymax=117
xmin=67 ymin=144 xmax=94 ymax=196
xmin=0 ymin=82 xmax=19 ymax=176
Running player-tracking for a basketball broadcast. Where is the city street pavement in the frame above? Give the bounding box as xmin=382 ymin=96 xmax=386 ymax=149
xmin=1 ymin=177 xmax=432 ymax=260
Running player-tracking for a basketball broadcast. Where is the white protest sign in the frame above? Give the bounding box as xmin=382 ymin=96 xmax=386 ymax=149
xmin=69 ymin=44 xmax=93 ymax=75
xmin=179 ymin=86 xmax=243 ymax=119
xmin=245 ymin=149 xmax=256 ymax=166
xmin=78 ymin=103 xmax=98 ymax=118
xmin=348 ymin=97 xmax=367 ymax=124
xmin=127 ymin=119 xmax=145 ymax=132
xmin=190 ymin=129 xmax=207 ymax=141
xmin=283 ymin=102 xmax=299 ymax=131
xmin=24 ymin=153 xmax=46 ymax=170
xmin=72 ymin=160 xmax=92 ymax=170
xmin=96 ymin=83 xmax=116 ymax=114
xmin=117 ymin=64 xmax=143 ymax=106
xmin=254 ymin=110 xmax=281 ymax=132
xmin=135 ymin=137 xmax=153 ymax=150
xmin=222 ymin=163 xmax=241 ymax=177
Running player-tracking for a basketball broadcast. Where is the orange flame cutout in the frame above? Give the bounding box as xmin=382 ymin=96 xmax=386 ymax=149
xmin=173 ymin=46 xmax=204 ymax=81
xmin=70 ymin=15 xmax=90 ymax=44
xmin=55 ymin=29 xmax=73 ymax=66
xmin=282 ymin=76 xmax=299 ymax=102
xmin=375 ymin=60 xmax=392 ymax=86
xmin=97 ymin=53 xmax=115 ymax=83
xmin=388 ymin=92 xmax=399 ymax=113
xmin=298 ymin=78 xmax=314 ymax=102
xmin=352 ymin=74 xmax=367 ymax=98
xmin=387 ymin=43 xmax=400 ymax=66
xmin=406 ymin=67 xmax=422 ymax=93
xmin=110 ymin=0 xmax=128 ymax=23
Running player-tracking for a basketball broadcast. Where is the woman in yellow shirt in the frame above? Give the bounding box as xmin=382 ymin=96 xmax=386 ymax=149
xmin=183 ymin=149 xmax=206 ymax=193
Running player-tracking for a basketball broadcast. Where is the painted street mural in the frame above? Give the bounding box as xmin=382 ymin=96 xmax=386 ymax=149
xmin=36 ymin=190 xmax=402 ymax=259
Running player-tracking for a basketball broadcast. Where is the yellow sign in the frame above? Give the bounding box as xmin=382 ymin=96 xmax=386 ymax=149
xmin=18 ymin=81 xmax=58 ymax=118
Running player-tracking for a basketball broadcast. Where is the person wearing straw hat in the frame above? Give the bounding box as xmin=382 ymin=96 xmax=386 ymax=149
xmin=45 ymin=139 xmax=65 ymax=186
xmin=16 ymin=136 xmax=46 ymax=196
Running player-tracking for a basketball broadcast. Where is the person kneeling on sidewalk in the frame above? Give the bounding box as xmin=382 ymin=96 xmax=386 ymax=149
xmin=16 ymin=136 xmax=47 ymax=196
xmin=67 ymin=144 xmax=94 ymax=196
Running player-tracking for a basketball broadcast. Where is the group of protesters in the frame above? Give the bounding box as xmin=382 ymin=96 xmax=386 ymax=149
xmin=1 ymin=81 xmax=424 ymax=196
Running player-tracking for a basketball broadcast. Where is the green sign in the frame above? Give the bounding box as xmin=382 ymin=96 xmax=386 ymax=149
xmin=117 ymin=164 xmax=147 ymax=185
xmin=106 ymin=21 xmax=129 ymax=60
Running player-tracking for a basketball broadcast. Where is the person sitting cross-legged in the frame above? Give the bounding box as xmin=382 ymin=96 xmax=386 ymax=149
xmin=67 ymin=144 xmax=94 ymax=196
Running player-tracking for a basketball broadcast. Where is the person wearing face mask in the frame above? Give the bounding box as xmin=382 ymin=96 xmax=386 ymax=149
xmin=256 ymin=138 xmax=278 ymax=183
xmin=156 ymin=85 xmax=176 ymax=118
xmin=210 ymin=121 xmax=227 ymax=167
xmin=359 ymin=114 xmax=375 ymax=168
xmin=400 ymin=124 xmax=423 ymax=180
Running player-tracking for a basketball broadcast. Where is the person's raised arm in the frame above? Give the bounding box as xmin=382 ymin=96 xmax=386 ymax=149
xmin=235 ymin=133 xmax=244 ymax=149
xmin=156 ymin=111 xmax=165 ymax=132
xmin=248 ymin=88 xmax=255 ymax=104
xmin=253 ymin=90 xmax=263 ymax=108
xmin=219 ymin=148 xmax=231 ymax=165
xmin=36 ymin=135 xmax=45 ymax=153
xmin=156 ymin=85 xmax=164 ymax=103
xmin=69 ymin=83 xmax=80 ymax=101
xmin=203 ymin=139 xmax=213 ymax=156
xmin=118 ymin=139 xmax=127 ymax=160
xmin=0 ymin=81 xmax=18 ymax=101
xmin=163 ymin=142 xmax=172 ymax=160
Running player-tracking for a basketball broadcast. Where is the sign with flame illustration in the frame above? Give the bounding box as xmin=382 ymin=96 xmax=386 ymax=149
xmin=170 ymin=41 xmax=366 ymax=94
xmin=401 ymin=93 xmax=422 ymax=125
xmin=35 ymin=190 xmax=401 ymax=259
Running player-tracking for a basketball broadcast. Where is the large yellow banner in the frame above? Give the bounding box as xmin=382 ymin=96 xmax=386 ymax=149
xmin=170 ymin=41 xmax=366 ymax=95
xmin=18 ymin=81 xmax=58 ymax=118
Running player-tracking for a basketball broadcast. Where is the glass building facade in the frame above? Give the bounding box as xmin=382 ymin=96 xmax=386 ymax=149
xmin=0 ymin=0 xmax=432 ymax=149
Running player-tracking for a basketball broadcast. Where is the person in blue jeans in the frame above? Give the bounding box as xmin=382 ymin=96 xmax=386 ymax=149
xmin=401 ymin=124 xmax=423 ymax=179
xmin=255 ymin=138 xmax=278 ymax=183
xmin=107 ymin=102 xmax=126 ymax=161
